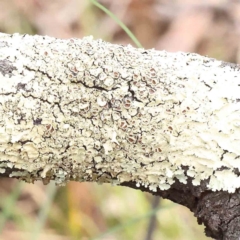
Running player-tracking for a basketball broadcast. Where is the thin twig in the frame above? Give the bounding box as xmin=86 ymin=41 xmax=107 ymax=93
xmin=144 ymin=196 xmax=161 ymax=240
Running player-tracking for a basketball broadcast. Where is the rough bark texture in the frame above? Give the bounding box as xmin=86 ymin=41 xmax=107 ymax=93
xmin=0 ymin=33 xmax=240 ymax=239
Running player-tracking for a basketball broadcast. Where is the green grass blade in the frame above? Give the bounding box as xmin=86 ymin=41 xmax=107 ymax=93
xmin=92 ymin=204 xmax=173 ymax=240
xmin=0 ymin=181 xmax=23 ymax=233
xmin=90 ymin=0 xmax=143 ymax=48
xmin=30 ymin=182 xmax=57 ymax=240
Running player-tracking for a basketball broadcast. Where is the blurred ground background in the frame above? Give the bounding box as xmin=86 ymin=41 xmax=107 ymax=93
xmin=0 ymin=0 xmax=240 ymax=239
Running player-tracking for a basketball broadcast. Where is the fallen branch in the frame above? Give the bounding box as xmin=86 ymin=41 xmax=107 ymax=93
xmin=0 ymin=33 xmax=239 ymax=239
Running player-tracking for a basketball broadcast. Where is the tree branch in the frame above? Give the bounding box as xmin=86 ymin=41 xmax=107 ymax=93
xmin=0 ymin=33 xmax=239 ymax=239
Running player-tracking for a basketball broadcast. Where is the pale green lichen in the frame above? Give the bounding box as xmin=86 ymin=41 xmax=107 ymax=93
xmin=0 ymin=33 xmax=239 ymax=193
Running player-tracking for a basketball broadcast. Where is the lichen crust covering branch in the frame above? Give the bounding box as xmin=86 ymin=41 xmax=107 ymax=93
xmin=0 ymin=33 xmax=239 ymax=193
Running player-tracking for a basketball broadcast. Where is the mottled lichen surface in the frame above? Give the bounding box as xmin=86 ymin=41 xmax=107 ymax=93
xmin=0 ymin=33 xmax=239 ymax=192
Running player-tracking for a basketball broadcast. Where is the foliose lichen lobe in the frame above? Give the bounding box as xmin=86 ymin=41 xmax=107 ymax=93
xmin=0 ymin=33 xmax=239 ymax=192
